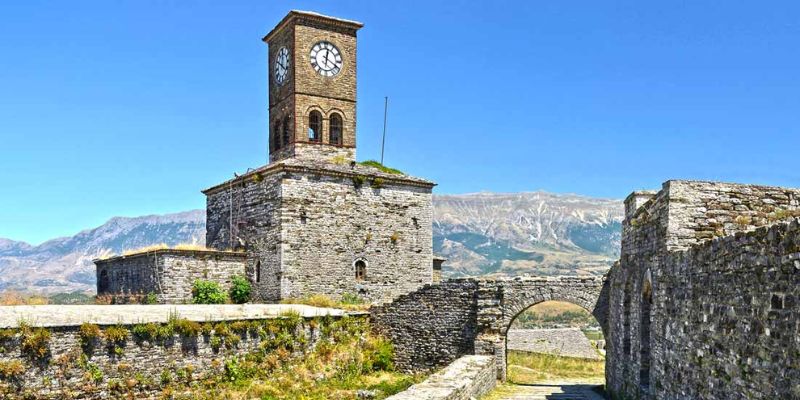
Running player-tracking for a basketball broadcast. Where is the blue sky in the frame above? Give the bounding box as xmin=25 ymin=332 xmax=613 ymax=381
xmin=1 ymin=1 xmax=799 ymax=244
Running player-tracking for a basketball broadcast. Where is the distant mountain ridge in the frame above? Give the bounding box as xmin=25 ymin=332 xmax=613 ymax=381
xmin=0 ymin=192 xmax=623 ymax=294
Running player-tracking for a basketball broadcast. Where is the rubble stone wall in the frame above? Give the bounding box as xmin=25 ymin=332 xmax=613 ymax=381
xmin=609 ymin=180 xmax=800 ymax=400
xmin=95 ymin=250 xmax=246 ymax=304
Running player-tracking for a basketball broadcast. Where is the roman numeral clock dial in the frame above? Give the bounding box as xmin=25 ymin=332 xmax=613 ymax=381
xmin=310 ymin=41 xmax=342 ymax=77
xmin=274 ymin=46 xmax=290 ymax=85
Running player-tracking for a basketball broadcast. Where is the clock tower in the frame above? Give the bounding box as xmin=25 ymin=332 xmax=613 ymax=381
xmin=263 ymin=11 xmax=363 ymax=163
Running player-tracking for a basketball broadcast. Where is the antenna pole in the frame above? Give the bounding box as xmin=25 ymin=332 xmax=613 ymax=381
xmin=381 ymin=96 xmax=388 ymax=165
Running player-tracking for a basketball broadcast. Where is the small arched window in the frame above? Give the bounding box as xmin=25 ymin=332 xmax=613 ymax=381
xmin=308 ymin=111 xmax=322 ymax=142
xmin=282 ymin=118 xmax=291 ymax=147
xmin=355 ymin=260 xmax=366 ymax=281
xmin=329 ymin=113 xmax=343 ymax=145
xmin=255 ymin=260 xmax=261 ymax=283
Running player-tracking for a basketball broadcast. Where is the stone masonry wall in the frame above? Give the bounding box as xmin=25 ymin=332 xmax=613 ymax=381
xmin=653 ymin=219 xmax=800 ymax=399
xmin=204 ymin=160 xmax=435 ymax=303
xmin=609 ymin=180 xmax=800 ymax=400
xmin=371 ymin=276 xmax=607 ymax=379
xmin=280 ymin=169 xmax=433 ymax=302
xmin=205 ymin=172 xmax=283 ymax=301
xmin=385 ymin=355 xmax=496 ymax=400
xmin=95 ymin=250 xmax=246 ymax=304
xmin=0 ymin=305 xmax=356 ymax=399
xmin=371 ymin=279 xmax=479 ymax=372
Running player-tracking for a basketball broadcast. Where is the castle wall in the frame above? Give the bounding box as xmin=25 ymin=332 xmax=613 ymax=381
xmin=609 ymin=180 xmax=800 ymax=399
xmin=279 ymin=170 xmax=433 ymax=302
xmin=95 ymin=250 xmax=246 ymax=304
xmin=371 ymin=279 xmax=479 ymax=372
xmin=0 ymin=304 xmax=355 ymax=399
xmin=205 ymin=172 xmax=284 ymax=302
xmin=654 ymin=219 xmax=800 ymax=399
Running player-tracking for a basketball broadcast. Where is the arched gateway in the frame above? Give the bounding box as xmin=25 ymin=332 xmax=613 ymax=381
xmin=371 ymin=276 xmax=609 ymax=380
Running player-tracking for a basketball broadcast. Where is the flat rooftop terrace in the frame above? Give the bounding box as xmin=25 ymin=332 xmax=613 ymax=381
xmin=0 ymin=304 xmax=357 ymax=328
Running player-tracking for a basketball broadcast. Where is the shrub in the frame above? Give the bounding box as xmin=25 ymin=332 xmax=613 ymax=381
xmin=229 ymin=275 xmax=251 ymax=304
xmin=79 ymin=323 xmax=101 ymax=351
xmin=143 ymin=292 xmax=158 ymax=305
xmin=21 ymin=327 xmax=50 ymax=361
xmin=352 ymin=175 xmax=365 ymax=188
xmin=0 ymin=360 xmax=24 ymax=380
xmin=364 ymin=336 xmax=395 ymax=371
xmin=173 ymin=319 xmax=201 ymax=337
xmin=0 ymin=328 xmax=17 ymax=341
xmin=371 ymin=177 xmax=385 ymax=189
xmin=104 ymin=326 xmax=128 ymax=355
xmin=390 ymin=231 xmax=400 ymax=244
xmin=191 ymin=280 xmax=227 ymax=304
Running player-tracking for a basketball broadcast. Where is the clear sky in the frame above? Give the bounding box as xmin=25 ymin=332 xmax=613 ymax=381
xmin=1 ymin=1 xmax=799 ymax=244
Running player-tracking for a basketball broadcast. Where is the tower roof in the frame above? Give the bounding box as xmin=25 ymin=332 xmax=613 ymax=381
xmin=262 ymin=10 xmax=364 ymax=43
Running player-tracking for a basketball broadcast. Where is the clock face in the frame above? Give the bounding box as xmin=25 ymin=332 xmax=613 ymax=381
xmin=274 ymin=47 xmax=290 ymax=85
xmin=309 ymin=41 xmax=342 ymax=77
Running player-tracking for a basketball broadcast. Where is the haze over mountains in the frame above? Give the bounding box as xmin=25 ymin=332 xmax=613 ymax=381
xmin=0 ymin=192 xmax=623 ymax=294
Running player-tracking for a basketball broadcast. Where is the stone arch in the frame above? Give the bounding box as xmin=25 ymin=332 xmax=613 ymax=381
xmin=473 ymin=277 xmax=609 ymax=380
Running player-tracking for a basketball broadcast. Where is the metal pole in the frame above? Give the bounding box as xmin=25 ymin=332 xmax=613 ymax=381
xmin=381 ymin=96 xmax=388 ymax=165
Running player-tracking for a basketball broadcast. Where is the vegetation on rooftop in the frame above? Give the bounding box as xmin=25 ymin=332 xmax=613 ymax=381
xmin=359 ymin=160 xmax=404 ymax=175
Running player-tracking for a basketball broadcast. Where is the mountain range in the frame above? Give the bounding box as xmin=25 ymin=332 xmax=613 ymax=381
xmin=0 ymin=192 xmax=623 ymax=294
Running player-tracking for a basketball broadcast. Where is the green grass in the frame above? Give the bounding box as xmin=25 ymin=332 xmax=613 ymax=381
xmin=359 ymin=160 xmax=404 ymax=175
xmin=507 ymin=351 xmax=605 ymax=384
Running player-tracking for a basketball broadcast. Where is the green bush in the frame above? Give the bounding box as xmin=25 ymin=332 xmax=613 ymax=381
xmin=191 ymin=280 xmax=227 ymax=304
xmin=229 ymin=275 xmax=251 ymax=304
xmin=143 ymin=292 xmax=158 ymax=305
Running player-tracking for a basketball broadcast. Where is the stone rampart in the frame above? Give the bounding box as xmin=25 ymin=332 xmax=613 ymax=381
xmin=385 ymin=355 xmax=496 ymax=400
xmin=609 ymin=180 xmax=800 ymax=400
xmin=371 ymin=276 xmax=608 ymax=379
xmin=371 ymin=279 xmax=479 ymax=372
xmin=94 ymin=249 xmax=246 ymax=304
xmin=0 ymin=304 xmax=355 ymax=399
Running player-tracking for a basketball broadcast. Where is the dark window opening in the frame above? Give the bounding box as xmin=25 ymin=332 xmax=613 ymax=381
xmin=255 ymin=261 xmax=261 ymax=283
xmin=329 ymin=113 xmax=343 ymax=145
xmin=355 ymin=260 xmax=366 ymax=281
xmin=308 ymin=111 xmax=322 ymax=142
xmin=640 ymin=279 xmax=653 ymax=389
xmin=98 ymin=270 xmax=109 ymax=293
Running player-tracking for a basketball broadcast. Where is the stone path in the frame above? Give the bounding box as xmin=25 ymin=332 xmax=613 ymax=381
xmin=493 ymin=383 xmax=607 ymax=400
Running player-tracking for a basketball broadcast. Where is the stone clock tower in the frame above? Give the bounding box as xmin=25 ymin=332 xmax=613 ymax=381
xmin=263 ymin=11 xmax=363 ymax=163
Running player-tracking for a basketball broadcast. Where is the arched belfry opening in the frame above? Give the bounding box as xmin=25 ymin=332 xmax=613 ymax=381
xmin=640 ymin=272 xmax=653 ymax=390
xmin=504 ymin=299 xmax=605 ymax=385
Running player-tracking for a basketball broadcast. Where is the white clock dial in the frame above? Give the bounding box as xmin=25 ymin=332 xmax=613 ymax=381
xmin=274 ymin=46 xmax=290 ymax=85
xmin=309 ymin=41 xmax=342 ymax=77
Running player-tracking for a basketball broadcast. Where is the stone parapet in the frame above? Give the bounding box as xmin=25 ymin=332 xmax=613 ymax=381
xmin=385 ymin=355 xmax=496 ymax=400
